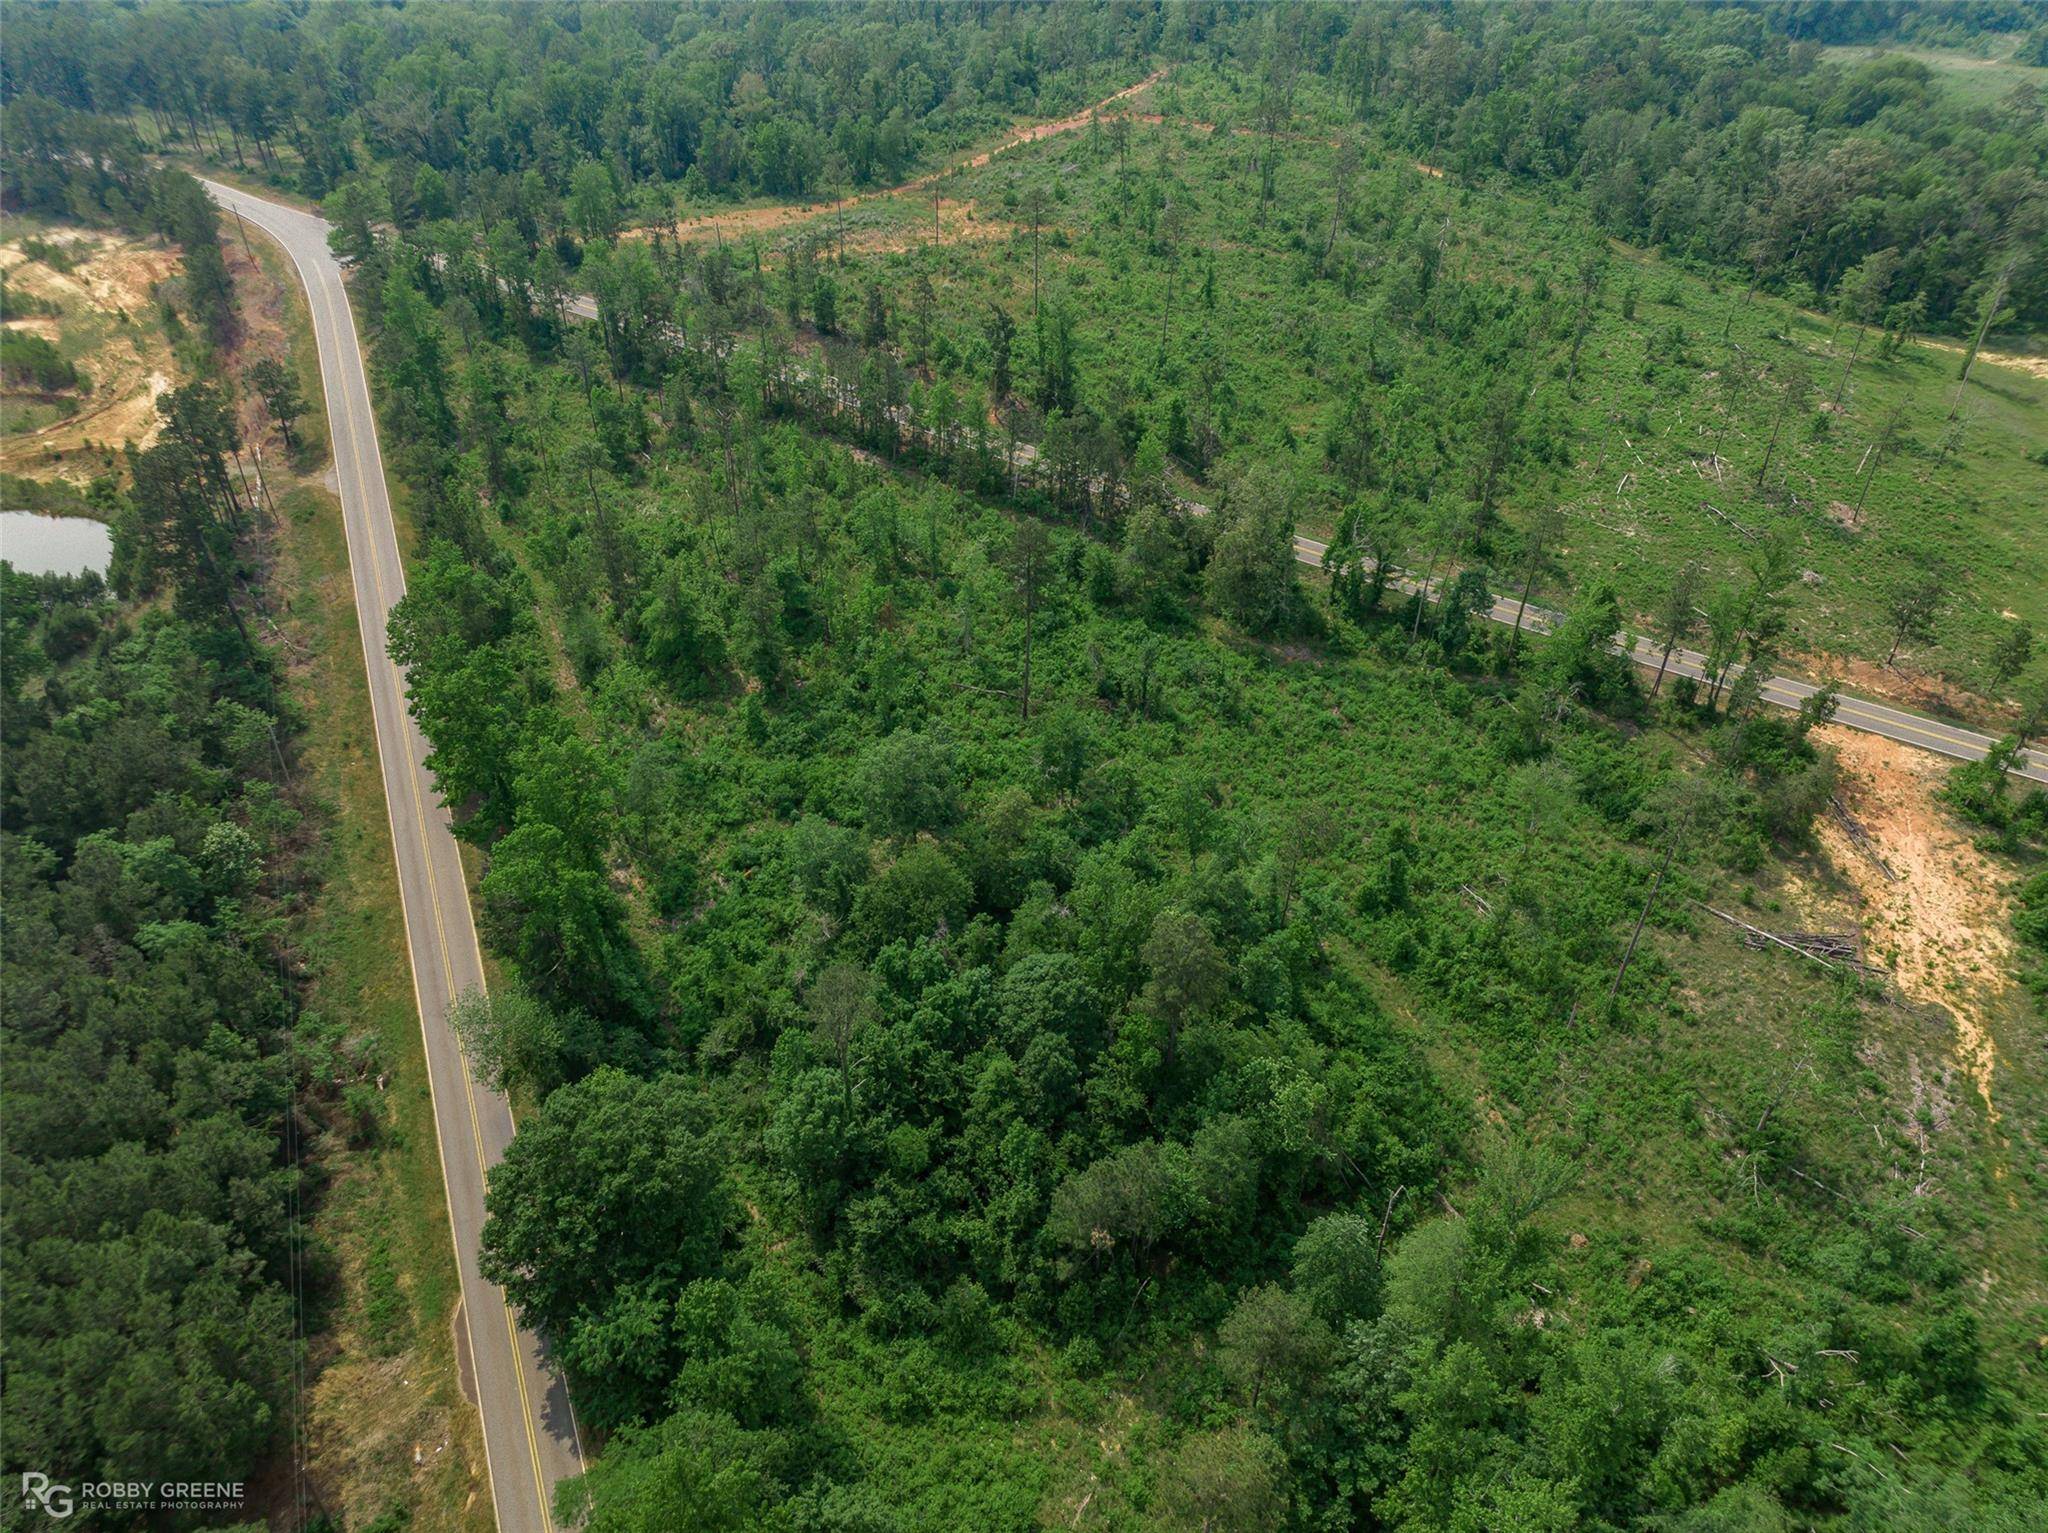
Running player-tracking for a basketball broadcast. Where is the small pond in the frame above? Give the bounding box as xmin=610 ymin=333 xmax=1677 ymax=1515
xmin=0 ymin=511 xmax=112 ymax=577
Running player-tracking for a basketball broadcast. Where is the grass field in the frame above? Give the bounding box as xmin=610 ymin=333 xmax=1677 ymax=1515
xmin=1820 ymin=41 xmax=2048 ymax=112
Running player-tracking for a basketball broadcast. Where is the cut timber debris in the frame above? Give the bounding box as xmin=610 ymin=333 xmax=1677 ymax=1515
xmin=1830 ymin=796 xmax=1900 ymax=881
xmin=1700 ymin=500 xmax=1758 ymax=541
xmin=1740 ymin=927 xmax=1887 ymax=983
xmin=1786 ymin=1164 xmax=1926 ymax=1239
xmin=1738 ymin=928 xmax=1861 ymax=961
xmin=1695 ymin=901 xmax=1888 ymax=985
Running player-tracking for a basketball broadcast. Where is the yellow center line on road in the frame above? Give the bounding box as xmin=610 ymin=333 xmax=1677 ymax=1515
xmin=1828 ymin=703 xmax=1975 ymax=748
xmin=228 ymin=183 xmax=573 ymax=1533
xmin=318 ymin=270 xmax=557 ymax=1533
xmin=329 ymin=240 xmax=588 ymax=1485
xmin=239 ymin=202 xmax=513 ymax=1533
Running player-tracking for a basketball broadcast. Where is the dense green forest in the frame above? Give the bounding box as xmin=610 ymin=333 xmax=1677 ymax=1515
xmin=0 ymin=338 xmax=323 ymax=1499
xmin=0 ymin=167 xmax=367 ymax=1519
xmin=0 ymin=562 xmax=301 ymax=1495
xmin=2 ymin=0 xmax=1153 ymax=205
xmin=5 ymin=4 xmax=2047 ymax=1531
xmin=6 ymin=1 xmax=2043 ymax=327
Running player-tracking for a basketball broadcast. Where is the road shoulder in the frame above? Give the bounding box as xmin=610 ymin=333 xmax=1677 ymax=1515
xmin=231 ymin=217 xmax=493 ymax=1533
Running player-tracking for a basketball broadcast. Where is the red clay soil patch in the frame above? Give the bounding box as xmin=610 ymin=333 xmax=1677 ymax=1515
xmin=222 ymin=238 xmax=296 ymax=442
xmin=1800 ymin=651 xmax=1992 ymax=724
xmin=1811 ymin=724 xmax=2016 ymax=1126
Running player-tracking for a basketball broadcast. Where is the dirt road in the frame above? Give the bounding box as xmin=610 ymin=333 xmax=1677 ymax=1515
xmin=655 ymin=68 xmax=1165 ymax=247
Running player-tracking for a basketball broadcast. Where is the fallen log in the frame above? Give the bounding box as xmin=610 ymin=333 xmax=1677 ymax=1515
xmin=1698 ymin=901 xmax=1841 ymax=970
xmin=1830 ymin=797 xmax=1900 ymax=881
xmin=1698 ymin=902 xmax=1889 ymax=986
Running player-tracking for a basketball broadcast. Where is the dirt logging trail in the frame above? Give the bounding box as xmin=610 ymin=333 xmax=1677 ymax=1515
xmin=656 ymin=68 xmax=1168 ymax=248
xmin=1912 ymin=334 xmax=2048 ymax=381
xmin=913 ymin=67 xmax=1168 ymax=182
xmin=651 ymin=71 xmax=1450 ymax=252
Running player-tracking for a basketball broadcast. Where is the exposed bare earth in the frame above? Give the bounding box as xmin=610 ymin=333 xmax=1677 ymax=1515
xmin=1913 ymin=334 xmax=2048 ymax=381
xmin=856 ymin=198 xmax=1018 ymax=255
xmin=1811 ymin=725 xmax=2015 ymax=1124
xmin=220 ymin=234 xmax=304 ymax=470
xmin=640 ymin=72 xmax=1454 ymax=263
xmin=1 ymin=229 xmax=180 ymax=482
xmin=899 ymin=68 xmax=1165 ymax=186
xmin=648 ymin=70 xmax=1166 ymax=248
xmin=1800 ymin=650 xmax=1994 ymax=722
xmin=709 ymin=197 xmax=1020 ymax=262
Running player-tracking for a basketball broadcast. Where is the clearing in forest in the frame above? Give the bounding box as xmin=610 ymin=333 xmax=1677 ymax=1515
xmin=0 ymin=225 xmax=181 ymax=484
xmin=1819 ymin=40 xmax=2048 ymax=112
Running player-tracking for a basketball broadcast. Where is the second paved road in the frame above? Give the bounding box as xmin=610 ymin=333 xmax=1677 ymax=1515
xmin=1288 ymin=532 xmax=2048 ymax=786
xmin=563 ymin=289 xmax=2043 ymax=789
xmin=203 ymin=179 xmax=583 ymax=1533
xmin=213 ymin=175 xmax=2037 ymax=1533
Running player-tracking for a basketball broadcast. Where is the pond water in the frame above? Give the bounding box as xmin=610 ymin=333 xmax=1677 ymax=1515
xmin=0 ymin=511 xmax=112 ymax=577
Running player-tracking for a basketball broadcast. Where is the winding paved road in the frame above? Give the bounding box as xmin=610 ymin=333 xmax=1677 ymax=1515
xmin=204 ymin=179 xmax=583 ymax=1533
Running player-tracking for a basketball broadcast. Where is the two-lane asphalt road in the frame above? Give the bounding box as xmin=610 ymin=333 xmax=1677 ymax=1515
xmin=203 ymin=179 xmax=583 ymax=1533
xmin=1287 ymin=531 xmax=2048 ymax=785
xmin=569 ymin=287 xmax=2044 ymax=785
